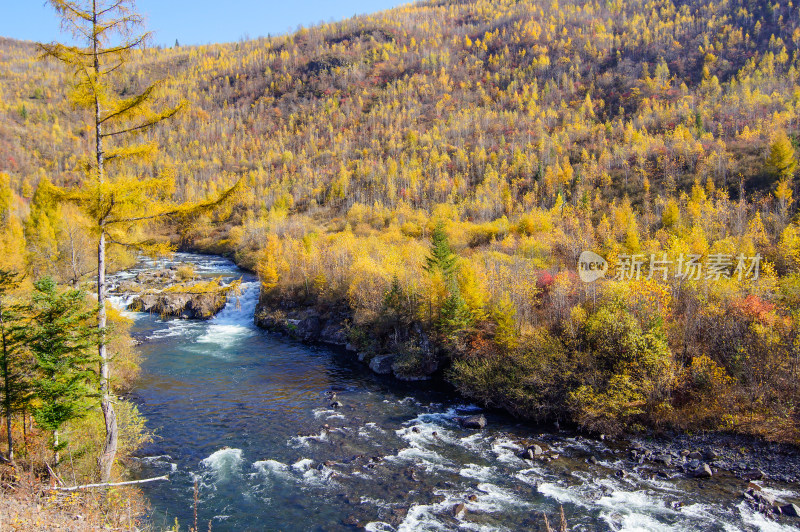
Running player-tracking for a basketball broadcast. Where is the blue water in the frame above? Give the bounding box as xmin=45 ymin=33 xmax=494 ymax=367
xmin=119 ymin=254 xmax=800 ymax=532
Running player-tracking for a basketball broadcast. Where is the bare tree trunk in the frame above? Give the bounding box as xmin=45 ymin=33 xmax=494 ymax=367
xmin=93 ymin=1 xmax=117 ymax=482
xmin=98 ymin=231 xmax=117 ymax=482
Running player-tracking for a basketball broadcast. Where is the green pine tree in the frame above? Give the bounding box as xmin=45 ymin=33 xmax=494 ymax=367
xmin=438 ymin=287 xmax=473 ymax=341
xmin=425 ymin=221 xmax=457 ymax=276
xmin=0 ymin=270 xmax=30 ymax=462
xmin=28 ymin=278 xmax=98 ymax=466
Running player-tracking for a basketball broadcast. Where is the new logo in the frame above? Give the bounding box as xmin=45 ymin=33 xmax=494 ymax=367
xmin=578 ymin=251 xmax=608 ymax=283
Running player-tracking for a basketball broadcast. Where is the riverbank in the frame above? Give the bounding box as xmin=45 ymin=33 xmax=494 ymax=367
xmin=115 ymin=251 xmax=800 ymax=529
xmin=252 ymin=292 xmax=800 ymax=499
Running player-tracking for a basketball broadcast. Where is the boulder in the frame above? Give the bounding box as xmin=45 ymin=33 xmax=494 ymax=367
xmin=459 ymin=414 xmax=487 ymax=430
xmin=780 ymin=503 xmax=800 ymax=518
xmin=741 ymin=469 xmax=765 ymax=481
xmin=369 ymin=354 xmax=396 ymax=375
xmin=294 ymin=314 xmax=322 ymax=341
xmin=320 ymin=323 xmax=347 ymax=345
xmin=691 ymin=463 xmax=713 ymax=478
xmin=186 ymin=292 xmax=228 ymax=319
xmin=129 ymin=291 xmax=227 ymax=320
xmin=522 ymin=444 xmax=544 ymax=460
xmin=752 ymin=491 xmax=776 ymax=506
xmin=702 ymin=449 xmax=718 ymax=461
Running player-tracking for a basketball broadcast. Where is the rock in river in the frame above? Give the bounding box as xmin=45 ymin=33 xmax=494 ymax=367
xmin=781 ymin=503 xmax=800 ymax=518
xmin=128 ymin=290 xmax=228 ymax=319
xmin=458 ymin=414 xmax=487 ymax=430
xmin=690 ymin=463 xmax=713 ymax=478
xmin=369 ymin=354 xmax=396 ymax=375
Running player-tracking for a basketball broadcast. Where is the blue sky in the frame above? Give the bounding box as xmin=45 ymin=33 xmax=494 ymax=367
xmin=0 ymin=1 xmax=406 ymax=46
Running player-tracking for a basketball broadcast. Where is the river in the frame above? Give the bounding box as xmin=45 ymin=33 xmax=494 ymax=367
xmin=114 ymin=254 xmax=799 ymax=531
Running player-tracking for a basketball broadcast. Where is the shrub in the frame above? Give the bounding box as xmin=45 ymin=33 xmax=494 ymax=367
xmin=175 ymin=263 xmax=195 ymax=281
xmin=568 ymin=374 xmax=646 ymax=435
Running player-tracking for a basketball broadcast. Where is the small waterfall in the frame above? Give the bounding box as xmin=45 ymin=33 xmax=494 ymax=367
xmin=195 ymin=281 xmax=259 ymax=348
xmin=210 ymin=281 xmax=260 ymax=326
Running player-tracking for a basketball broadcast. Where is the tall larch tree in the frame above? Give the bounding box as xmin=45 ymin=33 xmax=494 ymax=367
xmin=40 ymin=0 xmax=240 ymax=481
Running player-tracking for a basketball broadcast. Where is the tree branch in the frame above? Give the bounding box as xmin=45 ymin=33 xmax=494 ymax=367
xmin=100 ymin=85 xmax=155 ymax=125
xmin=100 ymin=105 xmax=182 ymax=138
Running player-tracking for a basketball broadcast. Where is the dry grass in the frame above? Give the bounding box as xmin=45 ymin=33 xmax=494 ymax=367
xmin=0 ymin=464 xmax=149 ymax=531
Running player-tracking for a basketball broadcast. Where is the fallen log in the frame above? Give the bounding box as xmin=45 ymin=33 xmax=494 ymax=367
xmin=54 ymin=475 xmax=169 ymax=491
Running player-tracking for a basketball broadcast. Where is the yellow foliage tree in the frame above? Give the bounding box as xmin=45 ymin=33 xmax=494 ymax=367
xmin=40 ymin=0 xmax=240 ymax=481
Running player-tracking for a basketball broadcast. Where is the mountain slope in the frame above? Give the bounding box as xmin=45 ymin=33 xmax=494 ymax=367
xmin=2 ymin=0 xmax=800 ymax=440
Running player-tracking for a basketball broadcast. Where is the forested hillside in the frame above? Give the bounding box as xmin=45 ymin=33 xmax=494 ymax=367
xmin=3 ymin=0 xmax=800 ymax=441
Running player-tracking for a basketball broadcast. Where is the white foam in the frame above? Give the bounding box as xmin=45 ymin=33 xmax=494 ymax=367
xmin=536 ymin=482 xmax=592 ymax=508
xmin=492 ymin=437 xmax=526 ymax=466
xmin=396 ymin=423 xmax=458 ymax=447
xmin=459 ymin=463 xmax=495 ymax=482
xmin=190 ymin=281 xmax=259 ymax=348
xmin=199 ymin=448 xmax=243 ymax=483
xmin=459 ymin=433 xmax=487 ymax=454
xmin=515 ymin=466 xmax=547 ymax=487
xmin=196 ymin=323 xmax=253 ymax=348
xmin=404 ymin=407 xmax=460 ymax=427
xmin=387 ymin=446 xmax=456 ymax=474
xmin=252 ymin=459 xmax=290 ymax=476
xmin=313 ymin=408 xmax=346 ymax=420
xmin=359 ymin=497 xmax=392 ymax=509
xmin=288 ymin=430 xmax=329 ymax=448
xmin=759 ymin=485 xmax=800 ymax=500
xmin=251 ymin=459 xmax=294 ymax=491
xmin=358 ymin=422 xmax=387 ymax=438
xmin=601 ymin=511 xmax=679 ymax=531
xmin=364 ymin=523 xmax=396 ymax=532
xmin=301 ymin=465 xmax=338 ymax=487
xmin=392 ymin=496 xmax=456 ymax=532
xmin=469 ymin=483 xmax=534 ymax=513
xmin=147 ymin=320 xmax=201 ymax=340
xmin=292 ymin=458 xmax=314 ymax=471
xmin=737 ymin=501 xmax=800 ymax=531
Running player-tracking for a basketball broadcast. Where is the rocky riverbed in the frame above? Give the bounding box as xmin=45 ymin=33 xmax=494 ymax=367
xmin=111 ymin=264 xmax=234 ymax=319
xmin=252 ymin=297 xmax=800 ymax=526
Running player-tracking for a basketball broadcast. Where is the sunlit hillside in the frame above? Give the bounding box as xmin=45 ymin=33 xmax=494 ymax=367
xmin=2 ymin=0 xmax=800 ymax=439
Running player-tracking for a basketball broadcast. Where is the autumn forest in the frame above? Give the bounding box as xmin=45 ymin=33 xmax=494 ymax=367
xmin=3 ymin=0 xmax=800 ymax=524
